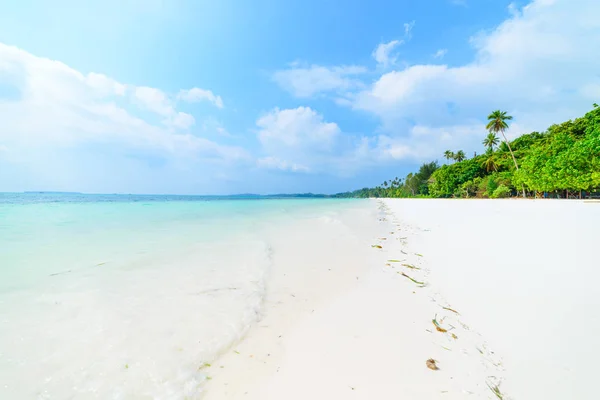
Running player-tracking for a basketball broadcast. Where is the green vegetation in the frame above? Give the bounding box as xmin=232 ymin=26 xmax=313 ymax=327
xmin=335 ymin=105 xmax=600 ymax=199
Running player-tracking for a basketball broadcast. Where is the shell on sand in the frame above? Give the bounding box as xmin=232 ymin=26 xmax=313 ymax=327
xmin=426 ymin=358 xmax=439 ymax=370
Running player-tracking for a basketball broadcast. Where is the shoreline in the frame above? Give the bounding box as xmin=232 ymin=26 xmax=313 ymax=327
xmin=202 ymin=198 xmax=599 ymax=399
xmin=201 ymin=200 xmax=384 ymax=398
xmin=202 ymin=200 xmax=506 ymax=399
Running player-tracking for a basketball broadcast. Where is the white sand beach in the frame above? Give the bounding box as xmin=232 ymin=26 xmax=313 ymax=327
xmin=203 ymin=199 xmax=600 ymax=400
xmin=3 ymin=198 xmax=597 ymax=399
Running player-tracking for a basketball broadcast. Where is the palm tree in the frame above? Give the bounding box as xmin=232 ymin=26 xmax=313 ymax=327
xmin=481 ymin=151 xmax=498 ymax=172
xmin=486 ymin=110 xmax=525 ymax=197
xmin=482 ymin=132 xmax=500 ymax=151
xmin=454 ymin=150 xmax=466 ymax=162
xmin=443 ymin=150 xmax=454 ymax=162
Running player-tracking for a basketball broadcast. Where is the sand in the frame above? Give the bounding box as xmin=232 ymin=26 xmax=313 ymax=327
xmin=202 ymin=199 xmax=599 ymax=400
xmin=381 ymin=199 xmax=600 ymax=400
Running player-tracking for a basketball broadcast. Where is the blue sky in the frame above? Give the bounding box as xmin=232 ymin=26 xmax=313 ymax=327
xmin=0 ymin=0 xmax=599 ymax=194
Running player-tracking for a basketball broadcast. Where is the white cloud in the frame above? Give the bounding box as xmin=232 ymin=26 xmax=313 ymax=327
xmin=272 ymin=64 xmax=367 ymax=98
xmin=256 ymin=106 xmax=351 ymax=173
xmin=372 ymin=21 xmax=416 ymax=69
xmin=257 ymin=106 xmax=340 ymax=149
xmin=256 ymin=157 xmax=310 ymax=173
xmin=433 ymin=49 xmax=448 ymax=59
xmin=350 ymin=0 xmax=600 ymax=158
xmin=86 ymin=73 xmax=127 ymax=96
xmin=252 ymin=107 xmax=394 ymax=177
xmin=132 ymin=85 xmax=224 ymax=128
xmin=177 ymin=87 xmax=224 ymax=108
xmin=372 ymin=40 xmax=403 ymax=68
xmin=171 ymin=112 xmax=196 ymax=130
xmin=375 ymin=124 xmax=483 ymax=161
xmin=0 ymin=42 xmax=245 ymax=163
xmin=134 ymin=86 xmax=174 ymax=116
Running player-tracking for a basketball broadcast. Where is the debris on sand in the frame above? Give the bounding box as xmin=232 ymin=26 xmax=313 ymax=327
xmin=426 ymin=359 xmax=439 ymax=370
xmin=399 ymin=272 xmax=425 ymax=286
xmin=432 ymin=316 xmax=448 ymax=333
xmin=442 ymin=306 xmax=460 ymax=315
xmin=401 ymin=263 xmax=420 ymax=270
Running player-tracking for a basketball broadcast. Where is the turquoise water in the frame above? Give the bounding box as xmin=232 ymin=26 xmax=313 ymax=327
xmin=0 ymin=193 xmax=349 ymax=290
xmin=0 ymin=193 xmax=360 ymax=399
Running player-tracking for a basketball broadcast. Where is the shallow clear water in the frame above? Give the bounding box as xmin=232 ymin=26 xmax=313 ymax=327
xmin=0 ymin=193 xmax=359 ymax=399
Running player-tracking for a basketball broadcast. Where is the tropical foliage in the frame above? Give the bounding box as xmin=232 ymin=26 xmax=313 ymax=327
xmin=335 ymin=105 xmax=600 ymax=199
xmin=482 ymin=133 xmax=499 ymax=151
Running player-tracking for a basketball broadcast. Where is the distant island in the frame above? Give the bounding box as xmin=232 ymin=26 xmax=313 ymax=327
xmin=24 ymin=191 xmax=83 ymax=194
xmin=335 ymin=105 xmax=600 ymax=199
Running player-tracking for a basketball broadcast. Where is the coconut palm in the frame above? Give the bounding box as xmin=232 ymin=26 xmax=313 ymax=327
xmin=481 ymin=151 xmax=499 ymax=172
xmin=486 ymin=110 xmax=525 ymax=197
xmin=443 ymin=150 xmax=454 ymax=162
xmin=482 ymin=132 xmax=500 ymax=151
xmin=454 ymin=150 xmax=466 ymax=162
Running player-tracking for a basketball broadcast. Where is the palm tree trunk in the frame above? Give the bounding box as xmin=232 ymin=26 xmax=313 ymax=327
xmin=500 ymin=131 xmax=526 ymax=198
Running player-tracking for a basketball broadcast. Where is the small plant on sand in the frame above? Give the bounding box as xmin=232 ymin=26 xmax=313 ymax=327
xmin=487 ymin=383 xmax=504 ymax=399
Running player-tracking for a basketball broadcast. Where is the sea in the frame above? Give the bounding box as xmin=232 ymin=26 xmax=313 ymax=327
xmin=0 ymin=193 xmax=357 ymax=399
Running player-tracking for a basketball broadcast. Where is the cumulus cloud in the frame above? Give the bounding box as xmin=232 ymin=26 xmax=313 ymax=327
xmin=177 ymin=87 xmax=224 ymax=108
xmin=134 ymin=86 xmax=176 ymax=116
xmin=253 ymin=107 xmax=401 ymax=176
xmin=272 ymin=64 xmax=367 ymax=98
xmin=257 ymin=106 xmax=340 ymax=149
xmin=349 ymin=0 xmax=600 ymax=159
xmin=0 ymin=42 xmax=244 ymax=161
xmin=255 ymin=106 xmax=352 ymax=173
xmin=171 ymin=112 xmax=196 ymax=130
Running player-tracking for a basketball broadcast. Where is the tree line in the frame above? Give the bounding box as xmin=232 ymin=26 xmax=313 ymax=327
xmin=335 ymin=105 xmax=600 ymax=199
